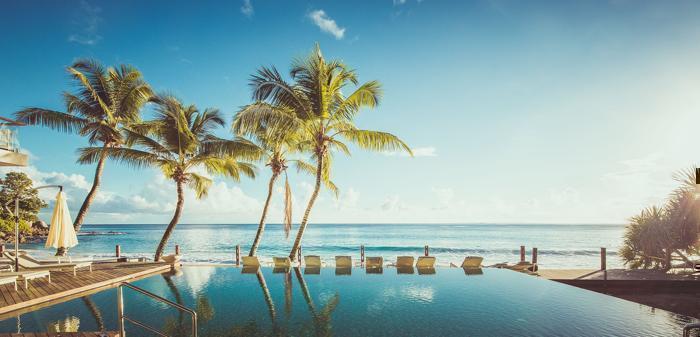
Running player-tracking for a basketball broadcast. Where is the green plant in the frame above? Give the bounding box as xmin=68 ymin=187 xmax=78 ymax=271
xmin=248 ymin=44 xmax=412 ymax=259
xmin=78 ymin=94 xmax=260 ymax=261
xmin=16 ymin=59 xmax=153 ymax=233
xmin=620 ymin=168 xmax=700 ymax=269
xmin=0 ymin=171 xmax=46 ymax=223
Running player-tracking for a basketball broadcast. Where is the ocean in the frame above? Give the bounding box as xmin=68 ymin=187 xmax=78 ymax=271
xmin=20 ymin=223 xmax=626 ymax=269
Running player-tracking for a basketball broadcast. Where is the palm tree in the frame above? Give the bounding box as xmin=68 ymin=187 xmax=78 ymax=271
xmin=233 ymin=103 xmax=311 ymax=256
xmin=77 ymin=94 xmax=260 ymax=261
xmin=15 ymin=60 xmax=153 ymax=239
xmin=249 ymin=44 xmax=412 ymax=259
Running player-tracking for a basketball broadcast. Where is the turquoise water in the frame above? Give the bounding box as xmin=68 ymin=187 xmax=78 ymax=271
xmin=0 ymin=266 xmax=692 ymax=336
xmin=21 ymin=224 xmax=625 ymax=268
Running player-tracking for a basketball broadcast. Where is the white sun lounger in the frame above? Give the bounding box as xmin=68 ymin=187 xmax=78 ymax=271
xmin=0 ymin=270 xmax=51 ymax=289
xmin=3 ymin=252 xmax=92 ymax=276
xmin=335 ymin=256 xmax=352 ymax=268
xmin=416 ymin=256 xmax=436 ymax=268
xmin=396 ymin=256 xmax=414 ymax=267
xmin=0 ymin=274 xmax=17 ymax=291
xmin=242 ymin=256 xmax=261 ymax=267
xmin=273 ymin=257 xmax=292 ymax=268
xmin=461 ymin=256 xmax=484 ymax=269
xmin=304 ymin=255 xmax=322 ymax=267
xmin=366 ymin=256 xmax=383 ymax=268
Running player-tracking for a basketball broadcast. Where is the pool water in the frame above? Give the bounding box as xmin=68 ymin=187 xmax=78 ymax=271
xmin=0 ymin=266 xmax=694 ymax=336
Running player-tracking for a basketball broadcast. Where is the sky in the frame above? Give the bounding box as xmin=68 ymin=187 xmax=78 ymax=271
xmin=1 ymin=0 xmax=699 ymax=225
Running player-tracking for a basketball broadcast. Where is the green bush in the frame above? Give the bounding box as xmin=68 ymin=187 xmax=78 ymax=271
xmin=0 ymin=217 xmax=31 ymax=236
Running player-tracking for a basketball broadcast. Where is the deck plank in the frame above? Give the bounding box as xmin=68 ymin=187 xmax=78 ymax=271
xmin=0 ymin=262 xmax=170 ymax=317
xmin=0 ymin=332 xmax=118 ymax=337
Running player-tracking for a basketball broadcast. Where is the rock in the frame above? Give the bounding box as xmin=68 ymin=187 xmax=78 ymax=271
xmin=32 ymin=220 xmax=48 ymax=229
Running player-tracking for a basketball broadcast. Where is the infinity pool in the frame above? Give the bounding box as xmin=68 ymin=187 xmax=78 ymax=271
xmin=0 ymin=266 xmax=693 ymax=336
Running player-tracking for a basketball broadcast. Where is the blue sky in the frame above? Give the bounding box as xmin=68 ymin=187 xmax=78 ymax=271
xmin=1 ymin=0 xmax=699 ymax=224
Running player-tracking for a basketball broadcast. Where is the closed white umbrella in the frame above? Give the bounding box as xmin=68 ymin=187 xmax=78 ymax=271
xmin=45 ymin=191 xmax=78 ymax=249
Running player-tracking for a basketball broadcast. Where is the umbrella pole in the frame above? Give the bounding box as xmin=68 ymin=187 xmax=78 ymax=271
xmin=14 ymin=198 xmax=19 ymax=272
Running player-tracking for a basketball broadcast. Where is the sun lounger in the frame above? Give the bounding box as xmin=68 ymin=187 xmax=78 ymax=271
xmin=0 ymin=274 xmax=17 ymax=290
xmin=335 ymin=256 xmax=352 ymax=268
xmin=416 ymin=256 xmax=435 ymax=268
xmin=273 ymin=257 xmax=292 ymax=268
xmin=242 ymin=256 xmax=261 ymax=267
xmin=304 ymin=255 xmax=322 ymax=267
xmin=396 ymin=256 xmax=414 ymax=267
xmin=366 ymin=256 xmax=383 ymax=269
xmin=0 ymin=270 xmax=51 ymax=289
xmin=418 ymin=267 xmax=436 ymax=275
xmin=461 ymin=256 xmax=484 ymax=269
xmin=2 ymin=252 xmax=92 ymax=276
xmin=508 ymin=261 xmax=537 ymax=272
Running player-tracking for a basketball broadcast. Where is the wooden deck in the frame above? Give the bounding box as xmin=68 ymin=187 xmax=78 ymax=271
xmin=0 ymin=262 xmax=170 ymax=318
xmin=0 ymin=332 xmax=118 ymax=337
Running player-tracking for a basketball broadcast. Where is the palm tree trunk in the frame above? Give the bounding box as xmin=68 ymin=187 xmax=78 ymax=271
xmin=155 ymin=180 xmax=184 ymax=261
xmin=73 ymin=145 xmax=108 ymax=232
xmin=249 ymin=172 xmax=280 ymax=256
xmin=57 ymin=146 xmax=107 ymax=256
xmin=289 ymin=155 xmax=323 ymax=260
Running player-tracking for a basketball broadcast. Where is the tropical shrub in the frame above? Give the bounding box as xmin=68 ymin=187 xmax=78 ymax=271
xmin=620 ymin=169 xmax=700 ymax=269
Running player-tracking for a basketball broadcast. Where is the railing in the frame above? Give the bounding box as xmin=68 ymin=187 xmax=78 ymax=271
xmin=684 ymin=322 xmax=700 ymax=337
xmin=117 ymin=281 xmax=198 ymax=337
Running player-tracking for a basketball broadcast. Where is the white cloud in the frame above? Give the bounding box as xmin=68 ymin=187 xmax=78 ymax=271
xmin=393 ymin=0 xmax=407 ymax=5
xmin=68 ymin=0 xmax=102 ymax=45
xmin=240 ymin=0 xmax=254 ymax=17
xmin=308 ymin=10 xmax=345 ymax=40
xmin=385 ymin=146 xmax=437 ymax=157
xmin=334 ymin=187 xmax=360 ymax=210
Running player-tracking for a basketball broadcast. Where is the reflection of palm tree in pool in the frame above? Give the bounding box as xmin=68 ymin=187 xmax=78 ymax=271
xmin=81 ymin=296 xmax=104 ymax=332
xmin=162 ymin=274 xmax=189 ymax=337
xmin=293 ymin=267 xmax=340 ymax=337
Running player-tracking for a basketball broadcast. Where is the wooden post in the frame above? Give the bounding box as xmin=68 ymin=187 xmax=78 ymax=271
xmin=600 ymin=247 xmax=606 ymax=270
xmin=424 ymin=245 xmax=429 ymax=256
xmin=0 ymin=244 xmax=4 ymax=254
xmin=235 ymin=245 xmax=241 ymax=266
xmin=360 ymin=245 xmax=365 ymax=263
xmin=532 ymin=247 xmax=538 ymax=264
xmin=175 ymin=245 xmax=180 ymax=256
xmin=298 ymin=246 xmax=302 ymax=263
xmin=115 ymin=245 xmax=121 ymax=257
xmin=520 ymin=245 xmax=525 ymax=262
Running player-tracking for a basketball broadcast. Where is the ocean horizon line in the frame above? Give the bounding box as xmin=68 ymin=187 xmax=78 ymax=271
xmin=82 ymin=222 xmax=626 ymax=226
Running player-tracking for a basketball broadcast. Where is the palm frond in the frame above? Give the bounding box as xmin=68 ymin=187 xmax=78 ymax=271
xmin=14 ymin=108 xmax=88 ymax=133
xmin=187 ymin=172 xmax=213 ymax=199
xmin=338 ymin=129 xmax=412 ymax=155
xmin=77 ymin=146 xmax=161 ymax=169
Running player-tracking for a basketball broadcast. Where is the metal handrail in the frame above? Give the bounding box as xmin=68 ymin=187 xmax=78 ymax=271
xmin=684 ymin=322 xmax=700 ymax=337
xmin=118 ymin=281 xmax=198 ymax=337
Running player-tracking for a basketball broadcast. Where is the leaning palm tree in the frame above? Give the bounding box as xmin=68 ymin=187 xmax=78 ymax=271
xmin=233 ymin=103 xmax=313 ymax=256
xmin=77 ymin=94 xmax=259 ymax=261
xmin=16 ymin=59 xmax=153 ymax=239
xmin=249 ymin=45 xmax=412 ymax=259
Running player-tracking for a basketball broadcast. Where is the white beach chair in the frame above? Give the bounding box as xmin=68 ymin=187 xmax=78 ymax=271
xmin=461 ymin=256 xmax=484 ymax=269
xmin=273 ymin=257 xmax=292 ymax=268
xmin=304 ymin=255 xmax=322 ymax=267
xmin=416 ymin=256 xmax=436 ymax=268
xmin=0 ymin=274 xmax=17 ymax=291
xmin=366 ymin=256 xmax=383 ymax=268
xmin=242 ymin=256 xmax=261 ymax=267
xmin=2 ymin=252 xmax=92 ymax=276
xmin=335 ymin=256 xmax=352 ymax=268
xmin=395 ymin=256 xmax=414 ymax=267
xmin=0 ymin=270 xmax=51 ymax=289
